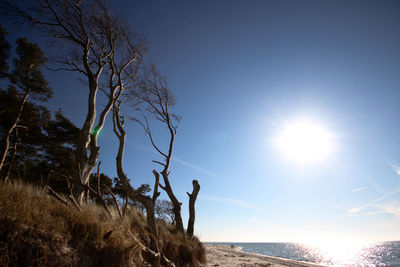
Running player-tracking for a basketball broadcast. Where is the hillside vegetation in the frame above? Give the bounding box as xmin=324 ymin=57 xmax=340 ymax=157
xmin=0 ymin=181 xmax=205 ymax=266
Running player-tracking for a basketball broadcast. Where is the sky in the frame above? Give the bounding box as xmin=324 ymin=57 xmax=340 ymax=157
xmin=5 ymin=0 xmax=400 ymax=244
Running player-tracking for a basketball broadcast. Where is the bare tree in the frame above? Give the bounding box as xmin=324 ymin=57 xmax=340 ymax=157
xmin=155 ymin=199 xmax=174 ymax=223
xmin=105 ymin=47 xmax=163 ymax=264
xmin=1 ymin=0 xmax=146 ymax=203
xmin=132 ymin=65 xmax=187 ymax=235
xmin=112 ymin=99 xmax=162 ymax=267
xmin=186 ymin=179 xmax=200 ymax=237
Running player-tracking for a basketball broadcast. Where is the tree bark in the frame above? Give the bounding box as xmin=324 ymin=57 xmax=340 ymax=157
xmin=160 ymin=171 xmax=185 ymax=235
xmin=112 ymin=101 xmax=161 ymax=266
xmin=0 ymin=91 xmax=28 ymax=173
xmin=4 ymin=128 xmax=19 ymax=183
xmin=186 ymin=180 xmax=200 ymax=237
xmin=74 ymin=68 xmax=100 ymax=204
xmin=160 ymin=125 xmax=185 ymax=235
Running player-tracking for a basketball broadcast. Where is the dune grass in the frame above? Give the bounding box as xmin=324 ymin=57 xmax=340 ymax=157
xmin=0 ymin=180 xmax=205 ymax=266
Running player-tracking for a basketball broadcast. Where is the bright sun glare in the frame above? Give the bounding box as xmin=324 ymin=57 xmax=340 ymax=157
xmin=275 ymin=119 xmax=334 ymax=164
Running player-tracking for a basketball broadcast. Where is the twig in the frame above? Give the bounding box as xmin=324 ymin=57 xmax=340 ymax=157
xmin=127 ymin=230 xmax=176 ymax=267
xmin=105 ymin=185 xmax=123 ymax=219
xmin=46 ymin=186 xmax=69 ymax=206
xmin=67 ymin=194 xmax=83 ymax=213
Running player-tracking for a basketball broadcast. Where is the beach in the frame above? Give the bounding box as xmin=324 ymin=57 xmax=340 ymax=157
xmin=204 ymin=244 xmax=325 ymax=267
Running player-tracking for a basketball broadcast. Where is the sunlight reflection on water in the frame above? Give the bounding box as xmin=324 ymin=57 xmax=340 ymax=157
xmin=214 ymin=241 xmax=400 ymax=266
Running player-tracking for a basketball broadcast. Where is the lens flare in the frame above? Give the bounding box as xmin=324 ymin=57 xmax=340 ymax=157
xmin=275 ymin=119 xmax=334 ymax=164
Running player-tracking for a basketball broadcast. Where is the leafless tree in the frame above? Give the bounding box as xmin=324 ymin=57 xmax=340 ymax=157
xmin=1 ymin=0 xmax=146 ymax=204
xmin=155 ymin=199 xmax=174 ymax=223
xmin=187 ymin=179 xmax=200 ymax=237
xmin=112 ymin=99 xmax=162 ymax=266
xmin=131 ymin=64 xmax=188 ymax=235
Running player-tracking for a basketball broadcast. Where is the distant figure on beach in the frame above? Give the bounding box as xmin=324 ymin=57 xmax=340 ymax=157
xmin=231 ymin=244 xmax=235 ymax=248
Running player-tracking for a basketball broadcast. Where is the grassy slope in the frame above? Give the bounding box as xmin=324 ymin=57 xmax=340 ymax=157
xmin=0 ymin=181 xmax=205 ymax=266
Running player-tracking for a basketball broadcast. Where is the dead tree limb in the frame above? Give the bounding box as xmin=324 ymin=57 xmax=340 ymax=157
xmin=128 ymin=230 xmax=175 ymax=267
xmin=46 ymin=185 xmax=82 ymax=213
xmin=186 ymin=179 xmax=200 ymax=237
xmin=46 ymin=186 xmax=69 ymax=206
xmin=1 ymin=0 xmax=146 ymax=204
xmin=4 ymin=128 xmax=19 ymax=183
xmin=105 ymin=185 xmax=123 ymax=219
xmin=113 ymin=97 xmax=161 ymax=259
xmin=131 ymin=65 xmax=185 ymax=235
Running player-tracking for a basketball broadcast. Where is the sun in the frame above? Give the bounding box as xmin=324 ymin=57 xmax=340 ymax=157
xmin=275 ymin=119 xmax=334 ymax=164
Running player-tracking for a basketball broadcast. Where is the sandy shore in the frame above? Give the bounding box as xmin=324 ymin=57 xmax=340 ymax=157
xmin=203 ymin=244 xmax=325 ymax=267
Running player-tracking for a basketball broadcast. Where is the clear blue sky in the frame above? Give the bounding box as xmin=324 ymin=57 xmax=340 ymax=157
xmin=9 ymin=0 xmax=400 ymax=243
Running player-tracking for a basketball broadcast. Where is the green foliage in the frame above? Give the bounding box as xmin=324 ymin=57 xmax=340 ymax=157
xmin=9 ymin=38 xmax=53 ymax=101
xmin=0 ymin=88 xmax=80 ymax=193
xmin=0 ymin=18 xmax=203 ymax=266
xmin=0 ymin=24 xmax=10 ymax=78
xmin=0 ymin=87 xmax=50 ymax=159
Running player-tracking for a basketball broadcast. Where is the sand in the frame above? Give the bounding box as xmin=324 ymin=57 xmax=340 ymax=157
xmin=203 ymin=244 xmax=325 ymax=267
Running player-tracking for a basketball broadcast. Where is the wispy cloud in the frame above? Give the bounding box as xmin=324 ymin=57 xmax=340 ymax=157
xmin=347 ymin=207 xmax=364 ymax=214
xmin=372 ymin=188 xmax=400 ymax=203
xmin=200 ymin=195 xmax=261 ymax=210
xmin=172 ymin=157 xmax=223 ymax=179
xmin=372 ymin=202 xmax=400 ymax=217
xmin=367 ymin=176 xmax=385 ymax=194
xmin=390 ymin=164 xmax=400 ymax=176
xmin=347 ymin=189 xmax=400 ymax=217
xmin=355 ymin=202 xmax=400 ymax=217
xmin=352 ymin=186 xmax=366 ymax=193
xmin=128 ymin=142 xmax=222 ymax=179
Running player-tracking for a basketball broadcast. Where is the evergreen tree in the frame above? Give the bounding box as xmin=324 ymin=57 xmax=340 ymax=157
xmin=0 ymin=24 xmax=10 ymax=78
xmin=0 ymin=38 xmax=53 ymax=172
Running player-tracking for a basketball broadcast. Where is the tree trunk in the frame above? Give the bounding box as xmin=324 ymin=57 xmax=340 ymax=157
xmin=186 ymin=180 xmax=200 ymax=237
xmin=75 ymin=67 xmax=112 ymax=204
xmin=161 ymin=172 xmax=185 ymax=235
xmin=144 ymin=201 xmax=160 ymax=267
xmin=112 ymin=103 xmax=161 ymax=266
xmin=4 ymin=129 xmax=19 ymax=183
xmin=74 ymin=71 xmax=99 ymax=204
xmin=0 ymin=91 xmax=28 ymax=173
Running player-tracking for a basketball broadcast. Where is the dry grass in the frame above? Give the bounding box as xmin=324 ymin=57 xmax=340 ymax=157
xmin=0 ymin=180 xmax=205 ymax=266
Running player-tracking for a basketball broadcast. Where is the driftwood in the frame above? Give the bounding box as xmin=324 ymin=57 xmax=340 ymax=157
xmin=46 ymin=185 xmax=82 ymax=213
xmin=128 ymin=230 xmax=176 ymax=267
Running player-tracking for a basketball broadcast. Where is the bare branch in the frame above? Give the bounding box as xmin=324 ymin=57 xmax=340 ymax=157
xmin=152 ymin=160 xmax=166 ymax=167
xmin=152 ymin=170 xmax=160 ymax=203
xmin=46 ymin=186 xmax=69 ymax=206
xmin=128 ymin=63 xmax=184 ymax=234
xmin=105 ymin=185 xmax=123 ymax=219
xmin=131 ymin=113 xmax=168 ymax=158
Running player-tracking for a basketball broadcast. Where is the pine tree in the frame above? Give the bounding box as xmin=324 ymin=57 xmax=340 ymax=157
xmin=0 ymin=38 xmax=52 ymax=172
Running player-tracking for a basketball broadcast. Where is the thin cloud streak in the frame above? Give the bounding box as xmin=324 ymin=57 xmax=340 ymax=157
xmin=367 ymin=176 xmax=385 ymax=194
xmin=352 ymin=186 xmax=367 ymax=193
xmin=129 ymin=142 xmax=222 ymax=179
xmin=172 ymin=157 xmax=223 ymax=179
xmin=357 ymin=203 xmax=400 ymax=217
xmin=347 ymin=207 xmax=364 ymax=214
xmin=200 ymin=195 xmax=261 ymax=210
xmin=373 ymin=188 xmax=400 ymax=203
xmin=390 ymin=163 xmax=400 ymax=176
xmin=347 ymin=189 xmax=400 ymax=217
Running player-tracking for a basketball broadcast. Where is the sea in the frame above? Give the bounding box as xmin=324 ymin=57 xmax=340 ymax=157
xmin=211 ymin=241 xmax=400 ymax=266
